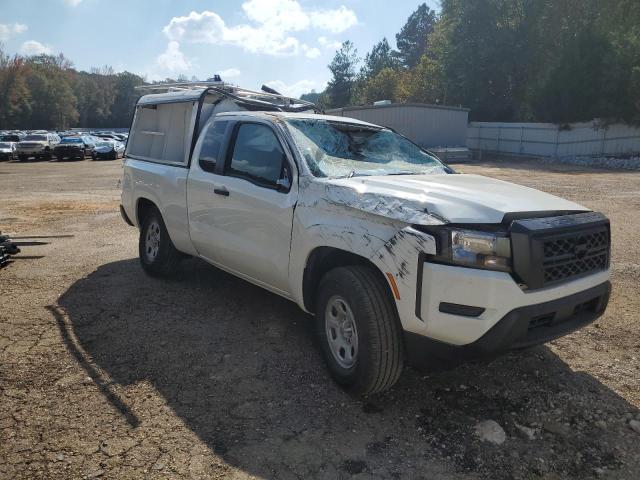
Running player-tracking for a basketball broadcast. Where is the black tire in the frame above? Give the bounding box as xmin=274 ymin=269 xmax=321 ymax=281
xmin=315 ymin=265 xmax=404 ymax=396
xmin=138 ymin=207 xmax=182 ymax=277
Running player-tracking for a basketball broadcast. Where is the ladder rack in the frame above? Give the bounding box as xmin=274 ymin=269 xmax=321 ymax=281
xmin=135 ymin=81 xmax=317 ymax=112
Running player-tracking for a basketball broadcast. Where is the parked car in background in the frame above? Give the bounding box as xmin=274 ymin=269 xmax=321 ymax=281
xmin=53 ymin=136 xmax=95 ymax=160
xmin=1 ymin=133 xmax=24 ymax=143
xmin=0 ymin=141 xmax=17 ymax=161
xmin=16 ymin=133 xmax=60 ymax=161
xmin=92 ymin=140 xmax=125 ymax=160
xmin=96 ymin=133 xmax=121 ymax=142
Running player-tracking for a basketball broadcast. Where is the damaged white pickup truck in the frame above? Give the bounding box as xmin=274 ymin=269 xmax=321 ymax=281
xmin=120 ymin=82 xmax=611 ymax=395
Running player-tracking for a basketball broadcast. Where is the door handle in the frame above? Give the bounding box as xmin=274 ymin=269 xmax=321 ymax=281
xmin=213 ymin=187 xmax=229 ymax=197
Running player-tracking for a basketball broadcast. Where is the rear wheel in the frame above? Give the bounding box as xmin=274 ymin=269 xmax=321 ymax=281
xmin=315 ymin=266 xmax=404 ymax=396
xmin=138 ymin=207 xmax=182 ymax=276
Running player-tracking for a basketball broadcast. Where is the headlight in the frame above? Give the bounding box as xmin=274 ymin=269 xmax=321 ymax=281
xmin=431 ymin=228 xmax=512 ymax=272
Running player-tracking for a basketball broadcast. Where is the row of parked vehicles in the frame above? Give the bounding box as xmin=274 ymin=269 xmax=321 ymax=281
xmin=0 ymin=130 xmax=128 ymax=162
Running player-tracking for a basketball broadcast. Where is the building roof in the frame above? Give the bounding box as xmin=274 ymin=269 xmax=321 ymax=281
xmin=327 ymin=102 xmax=470 ymax=113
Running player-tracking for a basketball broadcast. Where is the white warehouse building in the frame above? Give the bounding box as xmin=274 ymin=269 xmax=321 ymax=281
xmin=325 ymin=102 xmax=470 ymax=160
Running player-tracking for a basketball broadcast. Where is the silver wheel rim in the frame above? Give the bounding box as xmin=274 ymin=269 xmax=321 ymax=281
xmin=145 ymin=220 xmax=161 ymax=262
xmin=325 ymin=295 xmax=359 ymax=369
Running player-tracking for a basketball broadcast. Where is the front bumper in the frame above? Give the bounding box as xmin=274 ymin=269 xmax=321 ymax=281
xmin=94 ymin=150 xmax=116 ymax=159
xmin=416 ymin=261 xmax=610 ymax=345
xmin=17 ymin=149 xmax=45 ymax=154
xmin=54 ymin=148 xmax=85 ymax=158
xmin=406 ymin=280 xmax=610 ymax=367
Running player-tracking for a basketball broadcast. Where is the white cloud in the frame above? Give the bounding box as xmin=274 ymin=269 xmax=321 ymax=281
xmin=266 ymin=79 xmax=319 ymax=98
xmin=0 ymin=23 xmax=27 ymax=42
xmin=156 ymin=41 xmax=192 ymax=72
xmin=219 ymin=68 xmax=241 ymax=78
xmin=162 ymin=1 xmax=357 ymax=57
xmin=318 ymin=36 xmax=343 ymax=50
xmin=64 ymin=0 xmax=83 ymax=6
xmin=242 ymin=0 xmax=309 ymax=32
xmin=20 ymin=40 xmax=53 ymax=55
xmin=310 ymin=6 xmax=358 ymax=33
xmin=302 ymin=45 xmax=321 ymax=59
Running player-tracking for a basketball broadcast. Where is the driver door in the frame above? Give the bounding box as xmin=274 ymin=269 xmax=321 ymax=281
xmin=187 ymin=120 xmax=297 ymax=296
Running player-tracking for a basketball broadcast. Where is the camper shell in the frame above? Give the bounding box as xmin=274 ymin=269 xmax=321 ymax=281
xmin=126 ymin=82 xmax=317 ymax=167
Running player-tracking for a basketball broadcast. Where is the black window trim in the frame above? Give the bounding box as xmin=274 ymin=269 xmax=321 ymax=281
xmin=222 ymin=120 xmax=293 ymax=193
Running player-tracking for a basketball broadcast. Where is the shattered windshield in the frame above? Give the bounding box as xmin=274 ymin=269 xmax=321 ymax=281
xmin=285 ymin=119 xmax=448 ymax=178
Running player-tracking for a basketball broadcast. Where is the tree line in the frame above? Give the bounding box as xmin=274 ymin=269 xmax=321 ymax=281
xmin=0 ymin=48 xmax=148 ymax=130
xmin=306 ymin=0 xmax=640 ymax=124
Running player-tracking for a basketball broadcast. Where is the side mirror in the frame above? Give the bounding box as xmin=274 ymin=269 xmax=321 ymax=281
xmin=276 ymin=177 xmax=291 ymax=191
xmin=276 ymin=163 xmax=291 ymax=192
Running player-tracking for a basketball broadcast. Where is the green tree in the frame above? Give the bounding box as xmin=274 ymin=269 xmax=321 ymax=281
xmin=0 ymin=53 xmax=32 ymax=128
xmin=300 ymin=89 xmax=321 ymax=104
xmin=109 ymin=71 xmax=144 ymax=127
xmin=360 ymin=38 xmax=398 ymax=80
xmin=395 ymin=3 xmax=437 ymax=69
xmin=533 ymin=30 xmax=630 ymax=123
xmin=25 ymin=54 xmax=78 ymax=129
xmin=400 ymin=54 xmax=444 ymax=104
xmin=325 ymin=41 xmax=359 ymax=108
xmin=360 ymin=68 xmax=406 ymax=104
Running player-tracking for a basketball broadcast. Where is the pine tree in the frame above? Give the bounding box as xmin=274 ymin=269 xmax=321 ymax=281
xmin=395 ymin=3 xmax=436 ymax=69
xmin=325 ymin=41 xmax=359 ymax=108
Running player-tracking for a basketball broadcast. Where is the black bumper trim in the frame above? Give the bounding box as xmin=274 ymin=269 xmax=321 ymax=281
xmin=120 ymin=205 xmax=134 ymax=226
xmin=405 ymin=281 xmax=611 ymax=368
xmin=439 ymin=302 xmax=485 ymax=317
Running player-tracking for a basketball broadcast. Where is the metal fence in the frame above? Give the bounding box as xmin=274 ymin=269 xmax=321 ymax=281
xmin=467 ymin=121 xmax=640 ymax=158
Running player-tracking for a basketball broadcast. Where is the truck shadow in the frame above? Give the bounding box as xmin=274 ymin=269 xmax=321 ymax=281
xmin=53 ymin=258 xmax=639 ymax=479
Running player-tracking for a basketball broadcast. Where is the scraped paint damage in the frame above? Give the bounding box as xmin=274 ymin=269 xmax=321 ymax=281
xmin=375 ymin=227 xmax=437 ymax=288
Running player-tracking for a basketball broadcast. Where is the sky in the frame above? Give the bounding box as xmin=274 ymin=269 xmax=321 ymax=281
xmin=0 ymin=0 xmax=439 ymax=97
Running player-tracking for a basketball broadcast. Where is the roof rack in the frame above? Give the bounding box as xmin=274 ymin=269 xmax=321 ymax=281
xmin=135 ymin=81 xmax=318 ymax=113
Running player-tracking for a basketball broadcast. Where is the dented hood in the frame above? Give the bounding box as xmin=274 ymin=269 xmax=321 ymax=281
xmin=322 ymin=173 xmax=588 ymax=224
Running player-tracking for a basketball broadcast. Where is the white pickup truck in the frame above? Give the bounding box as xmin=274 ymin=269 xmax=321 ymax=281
xmin=120 ymin=83 xmax=611 ymax=395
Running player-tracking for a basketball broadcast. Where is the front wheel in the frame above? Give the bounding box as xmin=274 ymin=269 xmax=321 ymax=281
xmin=138 ymin=207 xmax=182 ymax=276
xmin=315 ymin=266 xmax=404 ymax=396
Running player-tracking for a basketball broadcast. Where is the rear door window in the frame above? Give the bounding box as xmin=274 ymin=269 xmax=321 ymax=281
xmin=198 ymin=121 xmax=228 ymax=173
xmin=227 ymin=123 xmax=286 ymax=188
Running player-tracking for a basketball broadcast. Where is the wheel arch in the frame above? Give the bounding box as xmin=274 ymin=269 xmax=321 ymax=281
xmin=302 ymin=246 xmax=396 ymax=314
xmin=136 ymin=197 xmax=158 ymax=228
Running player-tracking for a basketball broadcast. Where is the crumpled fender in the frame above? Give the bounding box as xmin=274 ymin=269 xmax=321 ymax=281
xmin=300 ymin=178 xmax=447 ymax=225
xmin=321 ymin=180 xmax=446 ymax=225
xmin=373 ymin=226 xmax=437 ymax=290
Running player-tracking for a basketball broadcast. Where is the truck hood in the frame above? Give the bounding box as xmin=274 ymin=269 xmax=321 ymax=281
xmin=322 ymin=173 xmax=588 ymax=224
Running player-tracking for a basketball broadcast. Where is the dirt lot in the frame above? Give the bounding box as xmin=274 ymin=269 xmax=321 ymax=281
xmin=1 ymin=158 xmax=639 ymax=479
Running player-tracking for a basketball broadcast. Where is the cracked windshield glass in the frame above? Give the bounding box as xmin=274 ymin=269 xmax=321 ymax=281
xmin=286 ymin=119 xmax=448 ymax=178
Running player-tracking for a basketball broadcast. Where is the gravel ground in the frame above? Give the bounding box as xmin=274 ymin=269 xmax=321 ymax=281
xmin=1 ymin=157 xmax=639 ymax=479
